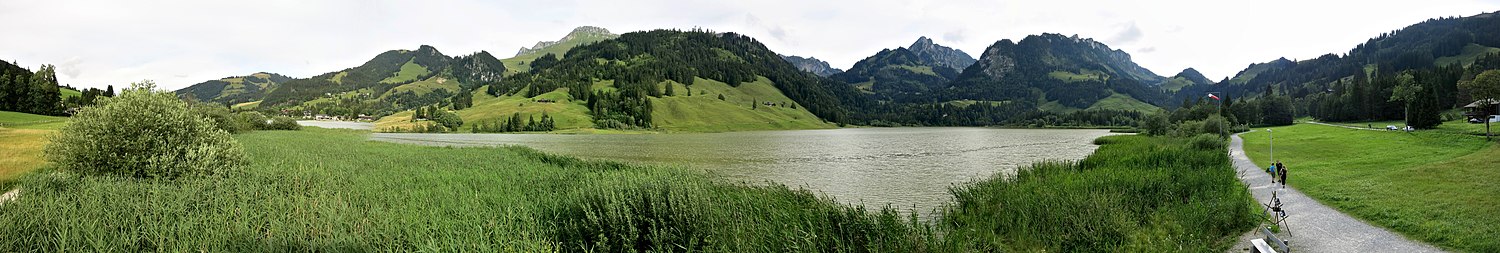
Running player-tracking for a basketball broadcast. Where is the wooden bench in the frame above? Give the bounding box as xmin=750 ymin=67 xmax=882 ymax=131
xmin=1259 ymin=226 xmax=1290 ymax=253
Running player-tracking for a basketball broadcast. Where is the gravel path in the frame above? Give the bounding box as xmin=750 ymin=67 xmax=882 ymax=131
xmin=1229 ymin=132 xmax=1444 ymax=253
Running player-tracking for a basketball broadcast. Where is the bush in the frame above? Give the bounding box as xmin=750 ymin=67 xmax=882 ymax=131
xmin=45 ymin=81 xmax=246 ymax=179
xmin=1170 ymin=120 xmax=1205 ymax=137
xmin=232 ymin=111 xmax=269 ymax=130
xmin=264 ymin=116 xmax=301 ymax=130
xmin=1140 ymin=113 xmax=1170 ymax=136
xmin=190 ymin=103 xmax=251 ymax=134
xmin=1201 ymin=115 xmax=1230 ymax=139
xmin=1190 ymin=134 xmax=1227 ymax=150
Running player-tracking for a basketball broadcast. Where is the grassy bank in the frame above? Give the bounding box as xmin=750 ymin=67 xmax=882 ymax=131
xmin=1241 ymin=123 xmax=1499 ymax=252
xmin=0 ymin=128 xmax=932 ymax=251
xmin=941 ymin=134 xmax=1259 ymax=252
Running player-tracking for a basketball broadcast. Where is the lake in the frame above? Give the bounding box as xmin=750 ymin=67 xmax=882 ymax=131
xmin=297 ymin=120 xmax=374 ymax=130
xmin=371 ymin=128 xmax=1113 ymax=213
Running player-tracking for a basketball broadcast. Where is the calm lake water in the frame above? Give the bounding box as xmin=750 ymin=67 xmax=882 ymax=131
xmin=297 ymin=120 xmax=374 ymax=130
xmin=370 ymin=128 xmax=1113 ymax=213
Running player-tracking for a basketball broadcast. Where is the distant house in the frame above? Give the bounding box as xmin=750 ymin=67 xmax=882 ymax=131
xmin=315 ymin=114 xmax=332 ymax=120
xmin=358 ymin=114 xmax=373 ymax=121
xmin=1464 ymin=99 xmax=1499 ymax=121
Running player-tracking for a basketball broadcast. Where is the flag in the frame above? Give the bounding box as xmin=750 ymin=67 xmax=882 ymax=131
xmin=1207 ymin=93 xmax=1220 ymax=100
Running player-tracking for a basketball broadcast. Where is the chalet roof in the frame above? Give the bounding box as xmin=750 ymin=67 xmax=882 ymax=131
xmin=1464 ymin=99 xmax=1499 ymax=108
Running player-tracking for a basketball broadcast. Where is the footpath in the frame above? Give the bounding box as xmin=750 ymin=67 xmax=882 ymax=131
xmin=1228 ymin=132 xmax=1444 ymax=253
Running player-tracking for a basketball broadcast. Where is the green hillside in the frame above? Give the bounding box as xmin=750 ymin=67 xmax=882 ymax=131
xmin=174 ymin=72 xmax=293 ymax=105
xmin=1434 ymin=43 xmax=1500 ymax=67
xmin=649 ymin=77 xmax=832 ymax=132
xmin=59 ymin=87 xmax=80 ymax=99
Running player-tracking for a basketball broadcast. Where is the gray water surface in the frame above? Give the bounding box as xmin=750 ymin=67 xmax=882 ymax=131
xmin=297 ymin=120 xmax=374 ymax=130
xmin=372 ymin=127 xmax=1112 ymax=213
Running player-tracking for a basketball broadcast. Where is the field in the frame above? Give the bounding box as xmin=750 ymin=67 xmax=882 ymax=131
xmin=0 ymin=128 xmax=932 ymax=251
xmin=0 ymin=111 xmax=65 ymax=184
xmin=500 ymin=32 xmax=618 ymax=75
xmin=1240 ymin=123 xmax=1500 ymax=252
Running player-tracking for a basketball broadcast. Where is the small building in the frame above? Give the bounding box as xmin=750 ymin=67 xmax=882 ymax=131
xmin=1464 ymin=99 xmax=1499 ymax=121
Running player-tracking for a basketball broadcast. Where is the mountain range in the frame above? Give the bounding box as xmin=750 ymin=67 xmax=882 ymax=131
xmin=171 ymin=11 xmax=1500 ymax=131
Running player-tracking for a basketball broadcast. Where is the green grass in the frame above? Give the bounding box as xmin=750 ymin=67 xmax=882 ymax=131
xmin=1160 ymin=77 xmax=1195 ymax=92
xmin=381 ymin=76 xmax=459 ymax=99
xmin=0 ymin=128 xmax=934 ymax=251
xmin=0 ymin=111 xmax=65 ymax=185
xmin=649 ymin=77 xmax=834 ymax=132
xmin=1322 ymin=119 xmax=1497 ymax=136
xmin=1435 ymin=43 xmax=1500 ymax=67
xmin=1087 ymin=92 xmax=1160 ymax=112
xmin=1048 ymin=69 xmax=1108 ymax=83
xmin=329 ymin=71 xmax=348 ymax=84
xmin=59 ymin=87 xmax=81 ymax=99
xmin=380 ymin=59 xmax=430 ymax=84
xmin=943 ymin=134 xmax=1258 ymax=252
xmin=0 ymin=111 xmax=67 ymax=130
xmin=231 ymin=100 xmax=261 ymax=110
xmin=1241 ymin=123 xmax=1500 ymax=252
xmin=892 ymin=65 xmax=937 ymax=76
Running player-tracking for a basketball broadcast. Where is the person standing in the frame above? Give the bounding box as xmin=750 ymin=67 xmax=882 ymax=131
xmin=1278 ymin=162 xmax=1288 ymax=188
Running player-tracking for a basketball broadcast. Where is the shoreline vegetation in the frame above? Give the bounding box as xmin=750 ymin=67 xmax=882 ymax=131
xmin=0 ymin=121 xmax=1257 ymax=251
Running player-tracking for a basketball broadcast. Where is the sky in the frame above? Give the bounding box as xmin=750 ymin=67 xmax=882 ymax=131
xmin=3 ymin=0 xmax=1499 ymax=91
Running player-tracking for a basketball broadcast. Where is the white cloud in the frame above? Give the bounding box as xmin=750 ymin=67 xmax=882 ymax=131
xmin=2 ymin=0 xmax=1497 ymax=90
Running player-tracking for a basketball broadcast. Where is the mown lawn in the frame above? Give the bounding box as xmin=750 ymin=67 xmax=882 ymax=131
xmin=1241 ymin=123 xmax=1500 ymax=252
xmin=0 ymin=128 xmax=932 ymax=251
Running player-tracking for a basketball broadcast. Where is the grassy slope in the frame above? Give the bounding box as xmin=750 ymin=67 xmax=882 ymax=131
xmin=380 ymin=59 xmax=430 ymax=84
xmin=0 ymin=128 xmax=931 ymax=251
xmin=1159 ymin=77 xmax=1195 ymax=92
xmin=381 ymin=76 xmax=459 ymax=99
xmin=1241 ymin=123 xmax=1499 ymax=252
xmin=1086 ymin=92 xmax=1159 ymax=112
xmin=0 ymin=111 xmax=65 ymax=182
xmin=231 ymin=101 xmax=260 ymax=110
xmin=1434 ymin=43 xmax=1500 ymax=67
xmin=59 ymin=87 xmax=81 ymax=99
xmin=650 ymin=77 xmax=833 ymax=132
xmin=1047 ymin=69 xmax=1107 ymax=83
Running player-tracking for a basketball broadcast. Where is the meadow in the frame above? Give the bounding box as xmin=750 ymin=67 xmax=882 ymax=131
xmin=1240 ymin=123 xmax=1500 ymax=252
xmin=0 ymin=111 xmax=65 ymax=184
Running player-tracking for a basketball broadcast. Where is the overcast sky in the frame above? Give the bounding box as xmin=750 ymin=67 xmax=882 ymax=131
xmin=3 ymin=0 xmax=1498 ymax=90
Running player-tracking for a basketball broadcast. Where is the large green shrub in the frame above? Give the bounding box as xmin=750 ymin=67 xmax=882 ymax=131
xmin=264 ymin=116 xmax=301 ymax=130
xmin=45 ymin=81 xmax=246 ymax=179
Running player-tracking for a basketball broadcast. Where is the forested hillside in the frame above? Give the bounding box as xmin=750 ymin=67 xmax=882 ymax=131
xmin=1177 ymin=11 xmax=1500 ymax=128
xmin=947 ymin=34 xmax=1168 ymax=112
xmin=175 ymin=72 xmax=292 ymax=105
